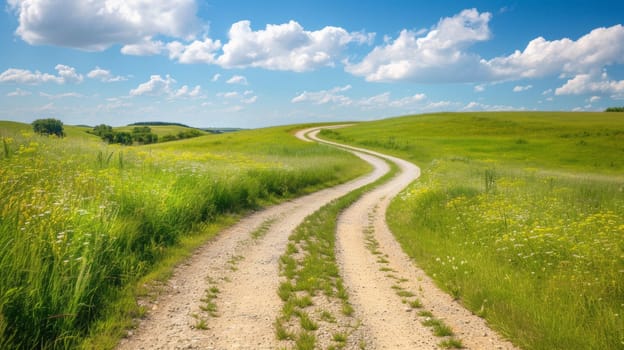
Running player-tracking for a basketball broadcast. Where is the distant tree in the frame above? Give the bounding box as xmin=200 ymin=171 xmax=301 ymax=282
xmin=93 ymin=124 xmax=113 ymax=136
xmin=605 ymin=107 xmax=624 ymax=112
xmin=32 ymin=118 xmax=65 ymax=137
xmin=131 ymin=126 xmax=158 ymax=144
xmin=113 ymin=132 xmax=133 ymax=145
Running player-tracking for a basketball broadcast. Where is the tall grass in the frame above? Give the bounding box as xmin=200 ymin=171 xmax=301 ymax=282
xmin=320 ymin=112 xmax=624 ymax=349
xmin=0 ymin=123 xmax=367 ymax=349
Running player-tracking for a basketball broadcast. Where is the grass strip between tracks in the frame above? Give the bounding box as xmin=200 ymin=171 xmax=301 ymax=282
xmin=275 ymin=147 xmax=398 ymax=350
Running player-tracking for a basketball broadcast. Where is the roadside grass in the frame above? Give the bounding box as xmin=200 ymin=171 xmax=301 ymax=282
xmin=275 ymin=152 xmax=397 ymax=349
xmin=319 ymin=112 xmax=624 ymax=349
xmin=0 ymin=122 xmax=369 ymax=349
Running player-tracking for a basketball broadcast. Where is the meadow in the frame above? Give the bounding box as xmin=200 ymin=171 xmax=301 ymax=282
xmin=320 ymin=112 xmax=624 ymax=350
xmin=0 ymin=121 xmax=368 ymax=349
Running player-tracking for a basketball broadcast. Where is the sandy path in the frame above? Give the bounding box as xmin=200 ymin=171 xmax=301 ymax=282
xmin=308 ymin=129 xmax=518 ymax=349
xmin=116 ymin=130 xmax=388 ymax=350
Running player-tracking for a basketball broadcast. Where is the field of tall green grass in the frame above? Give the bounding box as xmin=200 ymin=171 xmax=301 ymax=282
xmin=0 ymin=122 xmax=368 ymax=349
xmin=320 ymin=112 xmax=624 ymax=349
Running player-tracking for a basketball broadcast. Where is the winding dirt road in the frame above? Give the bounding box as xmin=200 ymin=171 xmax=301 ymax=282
xmin=116 ymin=126 xmax=518 ymax=349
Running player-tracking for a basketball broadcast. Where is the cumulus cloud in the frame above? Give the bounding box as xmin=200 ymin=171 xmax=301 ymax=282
xmin=291 ymin=85 xmax=353 ymax=105
xmin=512 ymin=84 xmax=532 ymax=92
xmin=8 ymin=0 xmax=200 ymax=51
xmin=129 ymin=74 xmax=201 ymax=98
xmin=292 ymin=85 xmax=426 ymax=110
xmin=226 ymin=75 xmax=248 ymax=85
xmin=357 ymin=92 xmax=426 ymax=109
xmin=174 ymin=85 xmax=201 ymax=98
xmin=215 ymin=20 xmax=372 ymax=71
xmin=0 ymin=64 xmax=82 ymax=84
xmin=211 ymin=74 xmax=221 ymax=82
xmin=130 ymin=75 xmax=175 ymax=96
xmin=121 ymin=38 xmax=166 ymax=55
xmin=166 ymin=38 xmax=222 ymax=63
xmin=87 ymin=67 xmax=127 ymax=82
xmin=555 ymin=72 xmax=624 ymax=96
xmin=347 ymin=9 xmax=624 ymax=85
xmin=7 ymin=88 xmax=31 ymax=96
xmin=485 ymin=24 xmax=624 ymax=79
xmin=346 ymin=9 xmax=492 ymax=82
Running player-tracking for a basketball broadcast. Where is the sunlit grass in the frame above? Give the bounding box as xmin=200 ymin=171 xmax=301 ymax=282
xmin=320 ymin=112 xmax=624 ymax=349
xmin=0 ymin=121 xmax=368 ymax=349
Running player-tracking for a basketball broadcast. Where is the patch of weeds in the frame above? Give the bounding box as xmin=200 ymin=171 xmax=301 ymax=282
xmin=320 ymin=310 xmax=336 ymax=323
xmin=295 ymin=332 xmax=316 ymax=350
xmin=379 ymin=266 xmax=396 ymax=272
xmin=294 ymin=294 xmax=313 ymax=308
xmin=275 ymin=322 xmax=295 ymax=341
xmin=396 ymin=289 xmax=415 ymax=298
xmin=278 ymin=282 xmax=293 ymax=302
xmin=341 ymin=302 xmax=354 ymax=316
xmin=418 ymin=310 xmax=434 ymax=317
xmin=190 ymin=313 xmax=207 ymax=330
xmin=333 ymin=332 xmax=347 ymax=343
xmin=251 ymin=218 xmax=275 ymax=239
xmin=409 ymin=299 xmax=423 ymax=308
xmin=440 ymin=338 xmax=464 ymax=348
xmin=200 ymin=284 xmax=220 ymax=317
xmin=422 ymin=317 xmax=454 ymax=337
xmin=227 ymin=254 xmax=244 ymax=271
xmin=299 ymin=312 xmax=318 ymax=331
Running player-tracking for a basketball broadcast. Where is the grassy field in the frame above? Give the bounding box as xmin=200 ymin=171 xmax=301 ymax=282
xmin=0 ymin=121 xmax=369 ymax=349
xmin=320 ymin=112 xmax=624 ymax=350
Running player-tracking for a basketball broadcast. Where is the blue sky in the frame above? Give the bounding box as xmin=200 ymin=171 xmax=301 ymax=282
xmin=1 ymin=0 xmax=623 ymax=128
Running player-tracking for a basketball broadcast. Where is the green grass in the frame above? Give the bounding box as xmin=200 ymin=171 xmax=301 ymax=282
xmin=113 ymin=125 xmax=207 ymax=139
xmin=319 ymin=112 xmax=624 ymax=350
xmin=0 ymin=121 xmax=369 ymax=349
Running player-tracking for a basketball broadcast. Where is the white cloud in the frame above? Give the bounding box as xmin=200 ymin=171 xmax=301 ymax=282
xmin=7 ymin=88 xmax=31 ymax=96
xmin=87 ymin=67 xmax=127 ymax=82
xmin=358 ymin=92 xmax=426 ymax=109
xmin=174 ymin=85 xmax=201 ymax=98
xmin=555 ymin=72 xmax=624 ymax=96
xmin=8 ymin=0 xmax=200 ymax=51
xmin=226 ymin=75 xmax=248 ymax=85
xmin=291 ymin=85 xmax=353 ymax=105
xmin=39 ymin=92 xmax=84 ymax=99
xmin=130 ymin=75 xmax=176 ymax=96
xmin=211 ymin=73 xmax=221 ymax=82
xmin=463 ymin=101 xmax=521 ymax=111
xmin=242 ymin=95 xmax=258 ymax=104
xmin=216 ymin=20 xmax=372 ymax=71
xmin=347 ymin=10 xmax=624 ymax=85
xmin=513 ymin=84 xmax=532 ymax=92
xmin=121 ymin=38 xmax=166 ymax=55
xmin=0 ymin=64 xmax=82 ymax=84
xmin=542 ymin=88 xmax=553 ymax=95
xmin=486 ymin=24 xmax=624 ymax=79
xmin=218 ymin=91 xmax=240 ymax=99
xmin=129 ymin=74 xmax=202 ymax=99
xmin=346 ymin=9 xmax=492 ymax=82
xmin=166 ymin=37 xmax=222 ymax=63
xmin=589 ymin=95 xmax=601 ymax=102
xmin=474 ymin=84 xmax=486 ymax=92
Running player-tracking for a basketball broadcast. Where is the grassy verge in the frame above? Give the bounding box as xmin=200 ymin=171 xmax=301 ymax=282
xmin=319 ymin=112 xmax=624 ymax=349
xmin=276 ymin=155 xmax=397 ymax=350
xmin=0 ymin=122 xmax=369 ymax=349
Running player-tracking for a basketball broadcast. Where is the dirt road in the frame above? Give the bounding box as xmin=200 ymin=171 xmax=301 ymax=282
xmin=117 ymin=126 xmax=517 ymax=349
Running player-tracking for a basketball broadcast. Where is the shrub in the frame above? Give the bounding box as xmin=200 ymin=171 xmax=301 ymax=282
xmin=32 ymin=118 xmax=64 ymax=137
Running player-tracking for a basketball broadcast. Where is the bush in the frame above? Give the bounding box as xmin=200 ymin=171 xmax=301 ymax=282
xmin=32 ymin=118 xmax=64 ymax=137
xmin=605 ymin=107 xmax=624 ymax=112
